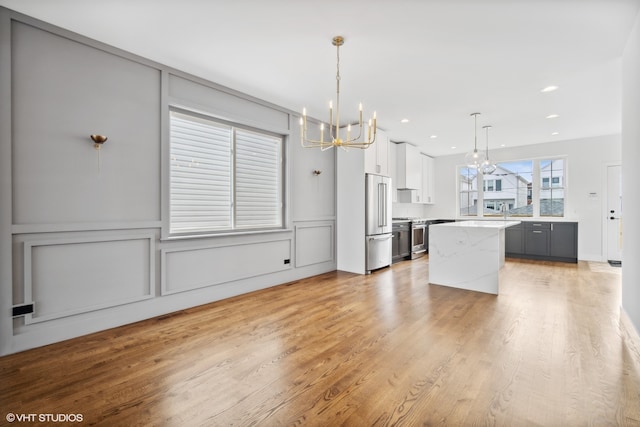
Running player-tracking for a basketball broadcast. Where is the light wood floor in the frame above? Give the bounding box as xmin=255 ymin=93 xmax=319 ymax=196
xmin=2 ymin=258 xmax=640 ymax=426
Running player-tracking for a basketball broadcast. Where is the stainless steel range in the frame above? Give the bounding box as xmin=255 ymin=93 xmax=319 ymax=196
xmin=409 ymin=219 xmax=428 ymax=259
xmin=392 ymin=217 xmax=427 ymax=259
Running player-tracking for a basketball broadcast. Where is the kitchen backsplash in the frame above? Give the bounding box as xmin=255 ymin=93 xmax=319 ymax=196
xmin=392 ymin=202 xmax=426 ymax=218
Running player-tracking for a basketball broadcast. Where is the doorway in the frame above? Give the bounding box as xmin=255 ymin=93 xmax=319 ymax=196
xmin=606 ymin=164 xmax=622 ymax=264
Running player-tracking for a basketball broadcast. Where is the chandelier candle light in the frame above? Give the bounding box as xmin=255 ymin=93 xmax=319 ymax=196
xmin=300 ymin=36 xmax=377 ymax=150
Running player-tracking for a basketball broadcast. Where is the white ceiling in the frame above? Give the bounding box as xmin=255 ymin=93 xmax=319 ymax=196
xmin=1 ymin=0 xmax=638 ymax=157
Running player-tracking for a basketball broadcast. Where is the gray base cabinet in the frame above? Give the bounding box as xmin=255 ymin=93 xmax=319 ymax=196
xmin=549 ymin=222 xmax=577 ymax=259
xmin=506 ymin=221 xmax=578 ymax=263
xmin=392 ymin=222 xmax=411 ymax=263
xmin=525 ymin=222 xmax=551 ymax=256
xmin=505 ymin=223 xmax=524 ymax=254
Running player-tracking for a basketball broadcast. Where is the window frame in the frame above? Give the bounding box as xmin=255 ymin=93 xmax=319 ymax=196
xmin=456 ymin=156 xmax=567 ymax=219
xmin=165 ymin=107 xmax=286 ymax=239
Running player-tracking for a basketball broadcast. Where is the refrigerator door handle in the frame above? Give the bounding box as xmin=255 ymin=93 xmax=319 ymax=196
xmin=378 ymin=183 xmax=385 ymax=228
xmin=381 ymin=183 xmax=387 ymax=227
xmin=383 ymin=183 xmax=388 ymax=227
xmin=369 ymin=233 xmax=392 ymax=241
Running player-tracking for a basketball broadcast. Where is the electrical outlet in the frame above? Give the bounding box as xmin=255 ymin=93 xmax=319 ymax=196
xmin=12 ymin=303 xmax=34 ymax=317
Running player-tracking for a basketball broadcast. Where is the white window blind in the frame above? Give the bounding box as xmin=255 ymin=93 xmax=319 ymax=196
xmin=169 ymin=110 xmax=283 ymax=235
xmin=170 ymin=111 xmax=232 ymax=234
xmin=235 ymin=129 xmax=282 ymax=228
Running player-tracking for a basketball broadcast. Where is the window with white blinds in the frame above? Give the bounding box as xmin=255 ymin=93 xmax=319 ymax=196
xmin=169 ymin=110 xmax=283 ymax=235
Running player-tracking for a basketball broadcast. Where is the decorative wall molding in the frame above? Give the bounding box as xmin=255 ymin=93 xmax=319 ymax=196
xmin=161 ymin=238 xmax=292 ymax=295
xmin=23 ymin=233 xmax=155 ymax=324
xmin=295 ymin=222 xmax=334 ymax=268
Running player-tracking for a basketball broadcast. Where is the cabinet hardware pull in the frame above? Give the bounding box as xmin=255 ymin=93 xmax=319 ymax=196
xmin=533 ymin=230 xmax=543 ymax=234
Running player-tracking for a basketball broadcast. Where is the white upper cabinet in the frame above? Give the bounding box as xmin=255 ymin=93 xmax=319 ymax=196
xmin=364 ymin=127 xmax=390 ymax=176
xmin=396 ymin=143 xmax=421 ymax=189
xmin=396 ymin=151 xmax=435 ymax=204
xmin=421 ymin=154 xmax=435 ymax=204
xmin=390 ymin=142 xmax=398 ymax=202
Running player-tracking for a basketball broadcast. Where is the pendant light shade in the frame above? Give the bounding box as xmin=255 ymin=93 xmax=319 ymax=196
xmin=465 ymin=112 xmax=486 ymax=169
xmin=480 ymin=125 xmax=497 ymax=175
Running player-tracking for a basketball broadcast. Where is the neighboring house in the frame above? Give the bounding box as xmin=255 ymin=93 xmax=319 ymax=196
xmin=539 ymin=159 xmax=565 ymax=210
xmin=506 ymin=159 xmax=565 ymax=216
xmin=460 ymin=164 xmax=530 ymax=215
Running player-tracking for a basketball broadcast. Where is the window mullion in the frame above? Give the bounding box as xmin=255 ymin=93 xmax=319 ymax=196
xmin=532 ymin=159 xmax=541 ymax=217
xmin=231 ymin=128 xmax=236 ymax=230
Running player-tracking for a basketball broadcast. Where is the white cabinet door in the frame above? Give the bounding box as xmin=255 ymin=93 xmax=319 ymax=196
xmin=421 ymin=154 xmax=435 ymax=204
xmin=390 ymin=142 xmax=398 ymax=202
xmin=397 ymin=189 xmax=421 ymax=203
xmin=364 ymin=127 xmax=389 ymax=176
xmin=396 ymin=143 xmax=421 ymax=189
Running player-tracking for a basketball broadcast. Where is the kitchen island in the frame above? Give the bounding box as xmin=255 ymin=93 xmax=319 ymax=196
xmin=428 ymin=220 xmax=521 ymax=294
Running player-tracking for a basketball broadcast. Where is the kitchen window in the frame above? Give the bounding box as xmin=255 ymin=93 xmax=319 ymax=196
xmin=540 ymin=159 xmax=564 ymax=216
xmin=169 ymin=109 xmax=283 ymax=236
xmin=458 ymin=157 xmax=566 ymax=218
xmin=459 ymin=167 xmax=479 ymax=216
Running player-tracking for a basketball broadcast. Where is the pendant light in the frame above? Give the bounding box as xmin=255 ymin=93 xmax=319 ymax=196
xmin=464 ymin=112 xmax=486 ymax=169
xmin=480 ymin=125 xmax=497 ymax=175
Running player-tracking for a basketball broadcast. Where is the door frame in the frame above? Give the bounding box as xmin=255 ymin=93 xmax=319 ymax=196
xmin=603 ymin=162 xmax=622 ymax=262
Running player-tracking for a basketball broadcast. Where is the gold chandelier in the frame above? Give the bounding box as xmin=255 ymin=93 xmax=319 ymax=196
xmin=300 ymin=36 xmax=377 ymax=150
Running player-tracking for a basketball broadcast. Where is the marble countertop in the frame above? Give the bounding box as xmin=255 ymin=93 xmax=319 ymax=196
xmin=392 ymin=217 xmax=577 ymax=224
xmin=460 ymin=217 xmax=578 ymax=223
xmin=432 ymin=220 xmax=521 ymax=229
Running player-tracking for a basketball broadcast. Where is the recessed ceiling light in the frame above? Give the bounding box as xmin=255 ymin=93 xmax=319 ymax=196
xmin=451 ymin=146 xmax=457 ymax=149
xmin=500 ymin=144 xmax=506 ymax=147
xmin=430 ymin=135 xmax=438 ymax=139
xmin=400 ymin=118 xmax=409 ymax=123
xmin=546 ymin=114 xmax=559 ymax=119
xmin=541 ymin=85 xmax=559 ymax=93
xmin=551 ymin=132 xmax=560 ymax=135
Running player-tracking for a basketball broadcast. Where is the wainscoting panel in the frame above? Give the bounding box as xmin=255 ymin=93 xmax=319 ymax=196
xmin=162 ymin=239 xmax=292 ymax=295
xmin=23 ymin=234 xmax=155 ymax=324
xmin=295 ymin=223 xmax=334 ymax=268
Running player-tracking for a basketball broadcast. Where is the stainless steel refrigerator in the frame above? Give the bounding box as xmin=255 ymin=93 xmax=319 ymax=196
xmin=365 ymin=173 xmax=392 ymax=273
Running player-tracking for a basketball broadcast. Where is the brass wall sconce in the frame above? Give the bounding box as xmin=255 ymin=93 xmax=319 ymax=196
xmin=90 ymin=134 xmax=108 ymax=149
xmin=90 ymin=134 xmax=108 ymax=172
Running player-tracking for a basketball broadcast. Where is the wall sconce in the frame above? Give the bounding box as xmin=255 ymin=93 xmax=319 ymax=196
xmin=90 ymin=134 xmax=108 ymax=149
xmin=313 ymin=170 xmax=322 ymax=176
xmin=90 ymin=134 xmax=108 ymax=172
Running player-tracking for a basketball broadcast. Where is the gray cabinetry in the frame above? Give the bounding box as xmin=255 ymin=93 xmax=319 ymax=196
xmin=506 ymin=221 xmax=577 ymax=263
xmin=525 ymin=222 xmax=551 ymax=256
xmin=392 ymin=222 xmax=411 ymax=263
xmin=549 ymin=222 xmax=578 ymax=260
xmin=505 ymin=223 xmax=524 ymax=254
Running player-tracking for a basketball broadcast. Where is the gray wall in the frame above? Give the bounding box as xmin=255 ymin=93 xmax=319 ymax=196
xmin=0 ymin=8 xmax=336 ymax=355
xmin=622 ymin=10 xmax=640 ymax=335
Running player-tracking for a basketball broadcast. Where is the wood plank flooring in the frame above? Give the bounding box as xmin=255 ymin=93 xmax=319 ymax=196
xmin=1 ymin=258 xmax=640 ymax=426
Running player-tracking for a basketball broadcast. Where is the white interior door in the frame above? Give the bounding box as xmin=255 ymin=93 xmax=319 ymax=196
xmin=606 ymin=165 xmax=622 ymax=262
